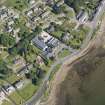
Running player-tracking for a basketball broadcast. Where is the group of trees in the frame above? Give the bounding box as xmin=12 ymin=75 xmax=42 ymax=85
xmin=0 ymin=26 xmax=42 ymax=81
xmin=46 ymin=22 xmax=88 ymax=49
xmin=25 ymin=67 xmax=45 ymax=85
xmin=52 ymin=4 xmax=62 ymax=14
xmin=0 ymin=34 xmax=15 ymax=47
xmin=65 ymin=0 xmax=100 ymax=16
xmin=9 ymin=26 xmax=42 ymax=56
xmin=13 ymin=0 xmax=28 ymax=11
xmin=0 ymin=59 xmax=12 ymax=79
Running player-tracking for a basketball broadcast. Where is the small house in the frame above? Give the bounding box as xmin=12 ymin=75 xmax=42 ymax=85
xmin=2 ymin=84 xmax=15 ymax=94
xmin=13 ymin=80 xmax=24 ymax=89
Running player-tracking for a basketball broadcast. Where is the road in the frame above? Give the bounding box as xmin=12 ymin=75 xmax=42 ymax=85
xmin=24 ymin=1 xmax=105 ymax=105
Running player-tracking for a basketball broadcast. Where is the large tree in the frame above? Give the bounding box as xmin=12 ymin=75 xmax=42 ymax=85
xmin=0 ymin=59 xmax=12 ymax=79
xmin=0 ymin=34 xmax=15 ymax=47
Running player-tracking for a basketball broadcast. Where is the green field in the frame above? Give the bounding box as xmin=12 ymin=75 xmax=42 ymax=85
xmin=4 ymin=0 xmax=28 ymax=11
xmin=2 ymin=100 xmax=12 ymax=105
xmin=18 ymin=83 xmax=38 ymax=101
xmin=5 ymin=83 xmax=38 ymax=105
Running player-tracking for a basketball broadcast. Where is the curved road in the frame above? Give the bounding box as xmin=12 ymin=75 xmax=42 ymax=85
xmin=24 ymin=1 xmax=105 ymax=105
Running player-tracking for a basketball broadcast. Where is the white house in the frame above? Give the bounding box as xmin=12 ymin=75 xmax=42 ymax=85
xmin=29 ymin=0 xmax=35 ymax=5
xmin=40 ymin=31 xmax=52 ymax=43
xmin=0 ymin=90 xmax=6 ymax=105
xmin=14 ymin=80 xmax=24 ymax=89
xmin=3 ymin=85 xmax=15 ymax=94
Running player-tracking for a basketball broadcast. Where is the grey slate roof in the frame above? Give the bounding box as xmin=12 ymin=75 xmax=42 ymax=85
xmin=32 ymin=36 xmax=48 ymax=51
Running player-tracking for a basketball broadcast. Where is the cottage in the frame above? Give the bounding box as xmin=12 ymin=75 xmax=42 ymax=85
xmin=3 ymin=84 xmax=15 ymax=94
xmin=77 ymin=10 xmax=88 ymax=23
xmin=36 ymin=56 xmax=44 ymax=66
xmin=27 ymin=10 xmax=33 ymax=17
xmin=0 ymin=12 xmax=7 ymax=20
xmin=41 ymin=11 xmax=50 ymax=19
xmin=45 ymin=0 xmax=54 ymax=6
xmin=7 ymin=20 xmax=14 ymax=26
xmin=0 ymin=89 xmax=6 ymax=104
xmin=13 ymin=57 xmax=25 ymax=65
xmin=6 ymin=26 xmax=13 ymax=33
xmin=13 ymin=80 xmax=24 ymax=89
xmin=13 ymin=14 xmax=19 ymax=19
xmin=32 ymin=16 xmax=40 ymax=22
xmin=13 ymin=28 xmax=20 ymax=35
xmin=17 ymin=66 xmax=28 ymax=76
xmin=57 ymin=0 xmax=64 ymax=6
xmin=17 ymin=64 xmax=33 ymax=76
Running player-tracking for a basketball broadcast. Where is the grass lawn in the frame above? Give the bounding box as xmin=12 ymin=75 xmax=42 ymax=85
xmin=26 ymin=53 xmax=37 ymax=63
xmin=58 ymin=49 xmax=70 ymax=58
xmin=62 ymin=20 xmax=77 ymax=31
xmin=6 ymin=74 xmax=20 ymax=84
xmin=78 ymin=25 xmax=90 ymax=34
xmin=41 ymin=63 xmax=51 ymax=73
xmin=51 ymin=31 xmax=63 ymax=39
xmin=0 ymin=79 xmax=6 ymax=85
xmin=5 ymin=55 xmax=15 ymax=65
xmin=61 ymin=4 xmax=75 ymax=18
xmin=49 ymin=64 xmax=61 ymax=81
xmin=26 ymin=45 xmax=41 ymax=63
xmin=0 ymin=51 xmax=9 ymax=59
xmin=9 ymin=91 xmax=23 ymax=105
xmin=1 ymin=77 xmax=41 ymax=104
xmin=66 ymin=10 xmax=75 ymax=18
xmin=2 ymin=100 xmax=12 ymax=105
xmin=18 ymin=83 xmax=38 ymax=101
xmin=0 ymin=74 xmax=20 ymax=85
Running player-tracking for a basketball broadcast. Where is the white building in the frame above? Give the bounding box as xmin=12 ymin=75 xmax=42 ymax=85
xmin=14 ymin=80 xmax=24 ymax=89
xmin=3 ymin=85 xmax=15 ymax=94
xmin=29 ymin=0 xmax=35 ymax=5
xmin=40 ymin=31 xmax=52 ymax=43
xmin=0 ymin=90 xmax=6 ymax=105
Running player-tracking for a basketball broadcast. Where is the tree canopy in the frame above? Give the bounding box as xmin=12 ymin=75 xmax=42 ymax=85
xmin=0 ymin=34 xmax=16 ymax=47
xmin=0 ymin=59 xmax=12 ymax=79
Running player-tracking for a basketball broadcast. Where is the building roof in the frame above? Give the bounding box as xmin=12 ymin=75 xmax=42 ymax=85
xmin=40 ymin=31 xmax=52 ymax=43
xmin=13 ymin=80 xmax=24 ymax=89
xmin=47 ymin=38 xmax=59 ymax=47
xmin=2 ymin=84 xmax=15 ymax=94
xmin=32 ymin=36 xmax=48 ymax=51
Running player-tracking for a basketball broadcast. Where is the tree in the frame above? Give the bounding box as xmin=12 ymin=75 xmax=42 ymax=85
xmin=33 ymin=26 xmax=42 ymax=35
xmin=32 ymin=77 xmax=37 ymax=85
xmin=10 ymin=47 xmax=18 ymax=56
xmin=36 ymin=68 xmax=45 ymax=78
xmin=29 ymin=68 xmax=38 ymax=85
xmin=0 ymin=34 xmax=15 ymax=47
xmin=0 ymin=59 xmax=12 ymax=79
xmin=64 ymin=0 xmax=74 ymax=5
